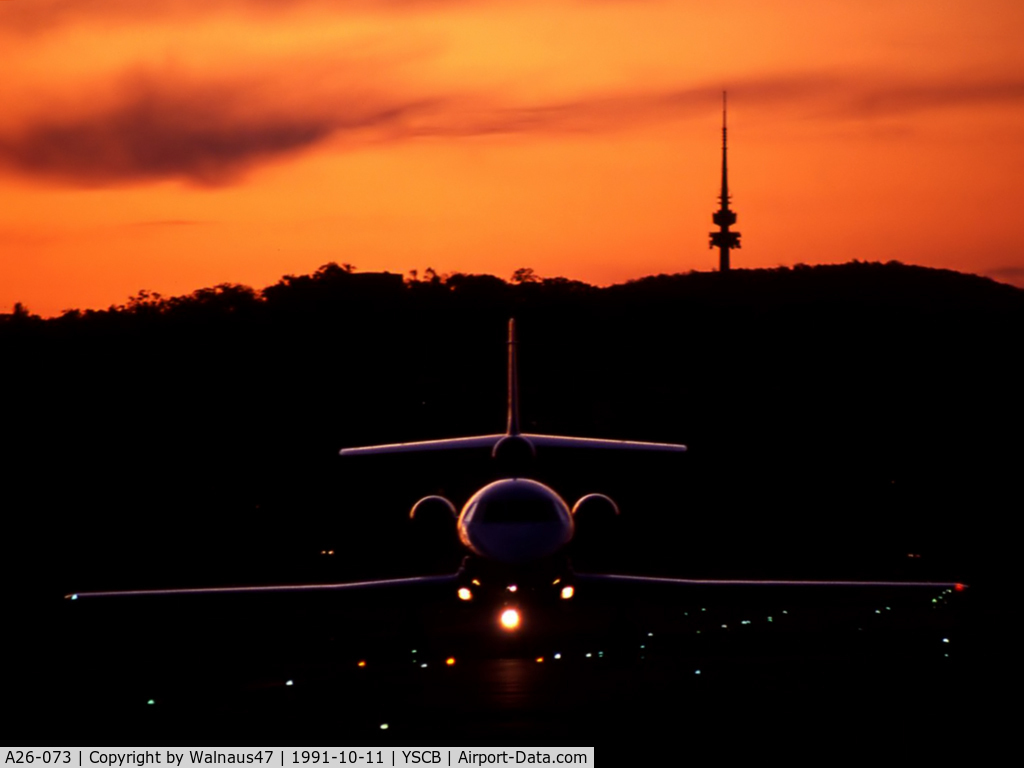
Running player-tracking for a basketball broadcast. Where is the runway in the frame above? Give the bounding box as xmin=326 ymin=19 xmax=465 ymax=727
xmin=16 ymin=582 xmax=985 ymax=745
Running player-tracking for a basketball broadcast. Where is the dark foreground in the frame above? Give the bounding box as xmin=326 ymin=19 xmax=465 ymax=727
xmin=9 ymin=579 xmax=997 ymax=748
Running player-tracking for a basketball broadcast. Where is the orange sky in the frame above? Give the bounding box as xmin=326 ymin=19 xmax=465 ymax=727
xmin=2 ymin=0 xmax=1023 ymax=315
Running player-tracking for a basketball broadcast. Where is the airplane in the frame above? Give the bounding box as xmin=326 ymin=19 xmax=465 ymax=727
xmin=65 ymin=319 xmax=966 ymax=636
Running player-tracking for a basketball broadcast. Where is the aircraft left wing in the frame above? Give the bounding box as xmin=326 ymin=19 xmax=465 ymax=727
xmin=575 ymin=574 xmax=965 ymax=590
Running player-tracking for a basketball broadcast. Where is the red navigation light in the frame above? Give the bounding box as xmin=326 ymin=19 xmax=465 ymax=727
xmin=955 ymin=583 xmax=966 ymax=592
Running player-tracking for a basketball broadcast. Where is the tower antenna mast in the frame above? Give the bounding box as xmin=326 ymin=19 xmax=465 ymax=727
xmin=709 ymin=92 xmax=741 ymax=271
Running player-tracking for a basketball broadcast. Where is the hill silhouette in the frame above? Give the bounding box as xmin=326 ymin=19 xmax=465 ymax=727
xmin=2 ymin=260 xmax=1019 ymax=598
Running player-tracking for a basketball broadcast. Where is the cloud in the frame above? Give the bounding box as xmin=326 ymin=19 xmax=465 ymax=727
xmin=130 ymin=220 xmax=210 ymax=227
xmin=820 ymin=79 xmax=1024 ymax=120
xmin=0 ymin=0 xmax=517 ymax=35
xmin=2 ymin=70 xmax=1022 ymax=187
xmin=0 ymin=74 xmax=441 ymax=186
xmin=417 ymin=72 xmax=1024 ymax=135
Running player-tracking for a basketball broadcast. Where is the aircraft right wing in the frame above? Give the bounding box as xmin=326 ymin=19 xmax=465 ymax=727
xmin=65 ymin=573 xmax=460 ymax=601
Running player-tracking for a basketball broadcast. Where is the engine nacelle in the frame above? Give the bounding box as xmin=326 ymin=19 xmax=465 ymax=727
xmin=571 ymin=493 xmax=620 ymax=519
xmin=410 ymin=495 xmax=458 ymax=521
xmin=491 ymin=434 xmax=536 ymax=463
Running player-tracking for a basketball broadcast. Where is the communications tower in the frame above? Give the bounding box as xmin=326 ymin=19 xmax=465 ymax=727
xmin=709 ymin=92 xmax=740 ymax=271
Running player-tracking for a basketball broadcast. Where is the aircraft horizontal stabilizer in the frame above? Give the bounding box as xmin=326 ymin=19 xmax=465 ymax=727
xmin=339 ymin=435 xmax=504 ymax=456
xmin=340 ymin=433 xmax=685 ymax=456
xmin=524 ymin=434 xmax=686 ymax=452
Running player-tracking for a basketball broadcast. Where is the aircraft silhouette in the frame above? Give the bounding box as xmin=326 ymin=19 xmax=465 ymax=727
xmin=66 ymin=319 xmax=965 ymax=632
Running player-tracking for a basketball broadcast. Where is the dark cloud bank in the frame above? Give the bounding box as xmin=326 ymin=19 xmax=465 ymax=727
xmin=1 ymin=71 xmax=1021 ymax=187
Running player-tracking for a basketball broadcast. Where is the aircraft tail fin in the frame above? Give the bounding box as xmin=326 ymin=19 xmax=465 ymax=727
xmin=339 ymin=318 xmax=686 ymax=457
xmin=507 ymin=318 xmax=520 ymax=436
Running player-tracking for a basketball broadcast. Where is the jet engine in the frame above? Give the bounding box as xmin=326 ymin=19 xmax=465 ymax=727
xmin=410 ymin=495 xmax=457 ymax=523
xmin=571 ymin=493 xmax=620 ymax=520
xmin=407 ymin=495 xmax=456 ymax=520
xmin=491 ymin=434 xmax=536 ymax=467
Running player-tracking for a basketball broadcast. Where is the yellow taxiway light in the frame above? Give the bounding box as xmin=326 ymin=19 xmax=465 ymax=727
xmin=499 ymin=608 xmax=521 ymax=631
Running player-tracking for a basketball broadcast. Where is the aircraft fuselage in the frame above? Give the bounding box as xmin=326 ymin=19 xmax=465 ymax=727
xmin=458 ymin=478 xmax=575 ymax=565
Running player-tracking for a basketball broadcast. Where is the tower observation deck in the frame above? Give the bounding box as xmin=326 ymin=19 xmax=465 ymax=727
xmin=709 ymin=92 xmax=740 ymax=272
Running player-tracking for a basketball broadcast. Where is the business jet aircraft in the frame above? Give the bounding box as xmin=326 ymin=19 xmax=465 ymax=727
xmin=66 ymin=319 xmax=964 ymax=632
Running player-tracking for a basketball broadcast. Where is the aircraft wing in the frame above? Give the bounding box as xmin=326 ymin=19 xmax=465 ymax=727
xmin=575 ymin=574 xmax=964 ymax=590
xmin=570 ymin=572 xmax=968 ymax=635
xmin=65 ymin=573 xmax=459 ymax=601
xmin=571 ymin=572 xmax=967 ymax=616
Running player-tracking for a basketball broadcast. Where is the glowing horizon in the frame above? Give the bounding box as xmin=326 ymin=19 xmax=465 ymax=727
xmin=2 ymin=0 xmax=1023 ymax=316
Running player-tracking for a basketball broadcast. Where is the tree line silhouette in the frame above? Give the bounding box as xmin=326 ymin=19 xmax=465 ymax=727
xmin=3 ymin=260 xmax=1021 ymax=594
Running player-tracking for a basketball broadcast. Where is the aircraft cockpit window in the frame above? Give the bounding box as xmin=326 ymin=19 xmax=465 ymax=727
xmin=476 ymin=496 xmax=561 ymax=523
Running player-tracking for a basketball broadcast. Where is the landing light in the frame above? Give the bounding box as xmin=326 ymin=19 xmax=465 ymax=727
xmin=507 ymin=585 xmax=518 ymax=593
xmin=499 ymin=609 xmax=521 ymax=631
xmin=560 ymin=586 xmax=574 ymax=600
xmin=457 ymin=588 xmax=473 ymax=601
